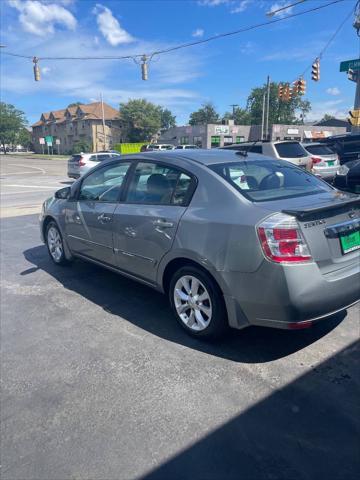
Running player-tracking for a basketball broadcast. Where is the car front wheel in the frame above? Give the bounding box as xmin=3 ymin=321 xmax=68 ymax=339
xmin=169 ymin=266 xmax=227 ymax=338
xmin=46 ymin=221 xmax=69 ymax=265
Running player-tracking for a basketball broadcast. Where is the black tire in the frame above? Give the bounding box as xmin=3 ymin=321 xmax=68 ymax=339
xmin=169 ymin=266 xmax=228 ymax=338
xmin=45 ymin=221 xmax=70 ymax=266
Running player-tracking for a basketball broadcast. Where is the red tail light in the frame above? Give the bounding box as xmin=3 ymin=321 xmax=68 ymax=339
xmin=257 ymin=213 xmax=312 ymax=263
xmin=78 ymin=156 xmax=85 ymax=166
xmin=311 ymin=156 xmax=322 ymax=165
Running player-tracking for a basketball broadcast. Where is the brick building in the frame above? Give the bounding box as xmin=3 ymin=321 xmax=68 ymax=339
xmin=31 ymin=102 xmax=123 ymax=154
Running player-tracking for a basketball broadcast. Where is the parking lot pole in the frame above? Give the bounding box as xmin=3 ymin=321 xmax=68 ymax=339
xmin=265 ymin=75 xmax=271 ymax=140
xmin=261 ymin=92 xmax=266 ymax=140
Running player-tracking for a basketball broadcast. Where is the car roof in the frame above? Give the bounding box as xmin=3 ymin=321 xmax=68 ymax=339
xmin=119 ymin=148 xmax=272 ymax=167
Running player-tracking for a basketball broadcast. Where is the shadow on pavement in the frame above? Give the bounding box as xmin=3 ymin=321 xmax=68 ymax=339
xmin=23 ymin=245 xmax=346 ymax=364
xmin=140 ymin=340 xmax=360 ymax=480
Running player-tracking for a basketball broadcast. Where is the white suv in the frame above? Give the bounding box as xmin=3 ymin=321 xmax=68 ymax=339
xmin=223 ymin=141 xmax=312 ymax=170
xmin=67 ymin=152 xmax=121 ymax=179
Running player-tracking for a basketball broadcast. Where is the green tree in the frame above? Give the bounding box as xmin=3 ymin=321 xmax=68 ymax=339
xmin=119 ymin=99 xmax=163 ymax=142
xmin=67 ymin=102 xmax=83 ymax=108
xmin=0 ymin=102 xmax=28 ymax=154
xmin=246 ymin=82 xmax=311 ymax=126
xmin=72 ymin=140 xmax=91 ymax=154
xmin=319 ymin=113 xmax=335 ymax=122
xmin=189 ymin=102 xmax=220 ymax=125
xmin=160 ymin=108 xmax=176 ymax=130
xmin=16 ymin=128 xmax=31 ymax=150
xmin=222 ymin=107 xmax=251 ymax=125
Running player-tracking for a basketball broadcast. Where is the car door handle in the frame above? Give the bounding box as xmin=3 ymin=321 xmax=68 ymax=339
xmin=97 ymin=213 xmax=112 ymax=223
xmin=153 ymin=219 xmax=174 ymax=228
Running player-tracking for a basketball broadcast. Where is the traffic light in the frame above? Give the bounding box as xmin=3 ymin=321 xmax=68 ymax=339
xmin=278 ymin=83 xmax=284 ymax=100
xmin=284 ymin=83 xmax=292 ymax=101
xmin=311 ymin=59 xmax=320 ymax=82
xmin=141 ymin=55 xmax=148 ymax=80
xmin=297 ymin=78 xmax=306 ymax=95
xmin=348 ymin=69 xmax=358 ymax=83
xmin=348 ymin=110 xmax=360 ymax=127
xmin=33 ymin=57 xmax=40 ymax=81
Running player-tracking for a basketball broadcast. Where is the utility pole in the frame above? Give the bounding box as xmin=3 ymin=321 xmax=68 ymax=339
xmin=100 ymin=92 xmax=106 ymax=149
xmin=229 ymin=104 xmax=239 ymax=120
xmin=352 ymin=2 xmax=360 ymax=134
xmin=261 ymin=92 xmax=266 ymax=140
xmin=265 ymin=75 xmax=271 ymax=140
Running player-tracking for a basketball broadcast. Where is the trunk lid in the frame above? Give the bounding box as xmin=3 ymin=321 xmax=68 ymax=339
xmin=260 ymin=191 xmax=360 ymax=274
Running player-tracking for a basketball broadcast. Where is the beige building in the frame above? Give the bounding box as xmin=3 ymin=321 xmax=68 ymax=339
xmin=31 ymin=102 xmax=123 ymax=154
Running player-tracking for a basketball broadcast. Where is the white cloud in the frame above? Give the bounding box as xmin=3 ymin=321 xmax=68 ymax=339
xmin=326 ymin=87 xmax=341 ymax=96
xmin=8 ymin=0 xmax=77 ymax=36
xmin=231 ymin=1 xmax=252 ymax=14
xmin=307 ymin=99 xmax=348 ymax=121
xmin=239 ymin=41 xmax=255 ymax=54
xmin=199 ymin=0 xmax=252 ymax=12
xmin=198 ymin=0 xmax=231 ymax=6
xmin=192 ymin=28 xmax=204 ymax=38
xmin=267 ymin=1 xmax=293 ymax=18
xmin=93 ymin=4 xmax=134 ymax=46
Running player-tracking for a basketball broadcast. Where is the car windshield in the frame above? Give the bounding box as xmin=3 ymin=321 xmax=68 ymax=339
xmin=275 ymin=142 xmax=307 ymax=158
xmin=305 ymin=145 xmax=334 ymax=156
xmin=210 ymin=160 xmax=332 ymax=202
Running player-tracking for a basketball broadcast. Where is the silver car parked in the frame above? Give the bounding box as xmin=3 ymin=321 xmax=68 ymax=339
xmin=67 ymin=152 xmax=121 ymax=179
xmin=40 ymin=150 xmax=360 ymax=338
xmin=302 ymin=142 xmax=340 ymax=179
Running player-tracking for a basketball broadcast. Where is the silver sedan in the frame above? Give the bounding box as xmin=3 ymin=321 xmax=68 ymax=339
xmin=40 ymin=150 xmax=360 ymax=338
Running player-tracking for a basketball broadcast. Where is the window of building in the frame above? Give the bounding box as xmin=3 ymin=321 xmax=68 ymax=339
xmin=211 ymin=136 xmax=220 ymax=148
xmin=193 ymin=136 xmax=203 ymax=148
xmin=236 ymin=136 xmax=245 ymax=144
xmin=180 ymin=136 xmax=189 ymax=145
xmin=224 ymin=136 xmax=233 ymax=145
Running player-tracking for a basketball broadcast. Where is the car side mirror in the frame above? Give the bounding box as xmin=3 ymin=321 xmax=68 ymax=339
xmin=55 ymin=186 xmax=71 ymax=200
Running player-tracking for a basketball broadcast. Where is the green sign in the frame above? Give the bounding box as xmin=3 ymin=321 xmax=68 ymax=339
xmin=45 ymin=135 xmax=53 ymax=146
xmin=340 ymin=58 xmax=360 ymax=72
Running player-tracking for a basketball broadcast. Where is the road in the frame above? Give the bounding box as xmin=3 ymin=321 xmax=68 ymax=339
xmin=0 ymin=155 xmax=70 ymax=218
xmin=1 ymin=155 xmax=359 ymax=480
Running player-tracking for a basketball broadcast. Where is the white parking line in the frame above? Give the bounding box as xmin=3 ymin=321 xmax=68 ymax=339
xmin=5 ymin=184 xmax=57 ymax=189
xmin=8 ymin=164 xmax=46 ymax=175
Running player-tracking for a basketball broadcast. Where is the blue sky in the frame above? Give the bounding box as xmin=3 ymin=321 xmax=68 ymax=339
xmin=0 ymin=0 xmax=358 ymax=126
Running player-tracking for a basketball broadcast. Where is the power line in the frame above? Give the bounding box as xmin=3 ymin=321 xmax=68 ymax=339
xmin=295 ymin=4 xmax=355 ymax=82
xmin=1 ymin=0 xmax=346 ymax=62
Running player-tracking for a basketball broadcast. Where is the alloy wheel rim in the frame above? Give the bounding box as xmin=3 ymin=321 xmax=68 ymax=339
xmin=173 ymin=275 xmax=212 ymax=331
xmin=47 ymin=226 xmax=63 ymax=262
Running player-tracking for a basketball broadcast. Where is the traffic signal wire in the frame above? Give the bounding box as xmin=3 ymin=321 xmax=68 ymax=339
xmin=1 ymin=0 xmax=348 ymax=62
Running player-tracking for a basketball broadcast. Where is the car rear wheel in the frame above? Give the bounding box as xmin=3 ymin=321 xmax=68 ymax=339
xmin=46 ymin=222 xmax=69 ymax=265
xmin=169 ymin=266 xmax=228 ymax=338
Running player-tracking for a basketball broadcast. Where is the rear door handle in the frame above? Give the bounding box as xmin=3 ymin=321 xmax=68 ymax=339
xmin=153 ymin=219 xmax=174 ymax=228
xmin=97 ymin=213 xmax=112 ymax=223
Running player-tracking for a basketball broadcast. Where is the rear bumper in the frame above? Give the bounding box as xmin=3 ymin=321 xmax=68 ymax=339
xmin=68 ymin=173 xmax=80 ymax=179
xmin=220 ymin=258 xmax=360 ymax=330
xmin=312 ymin=165 xmax=339 ymax=179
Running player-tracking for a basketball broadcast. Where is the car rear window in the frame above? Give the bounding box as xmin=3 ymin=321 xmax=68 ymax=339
xmin=275 ymin=142 xmax=307 ymax=158
xmin=210 ymin=160 xmax=332 ymax=202
xmin=305 ymin=145 xmax=334 ymax=156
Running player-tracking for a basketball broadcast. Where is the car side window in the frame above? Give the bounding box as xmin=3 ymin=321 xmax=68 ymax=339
xmin=97 ymin=154 xmax=111 ymax=162
xmin=79 ymin=162 xmax=131 ymax=203
xmin=126 ymin=162 xmax=193 ymax=206
xmin=89 ymin=155 xmax=97 ymax=161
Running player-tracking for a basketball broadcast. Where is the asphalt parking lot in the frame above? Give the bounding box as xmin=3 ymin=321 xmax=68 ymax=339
xmin=1 ymin=155 xmax=359 ymax=480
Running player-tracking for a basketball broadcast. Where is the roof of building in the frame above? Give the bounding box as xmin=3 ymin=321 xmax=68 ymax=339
xmin=76 ymin=102 xmax=120 ymax=120
xmin=31 ymin=102 xmax=120 ymax=127
xmin=314 ymin=118 xmax=349 ymax=128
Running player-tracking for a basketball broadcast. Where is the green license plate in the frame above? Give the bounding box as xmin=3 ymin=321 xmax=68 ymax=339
xmin=327 ymin=161 xmax=335 ymax=166
xmin=340 ymin=230 xmax=360 ymax=254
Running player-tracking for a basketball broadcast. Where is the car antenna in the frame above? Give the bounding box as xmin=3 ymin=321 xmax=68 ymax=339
xmin=236 ymin=140 xmax=259 ymax=157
